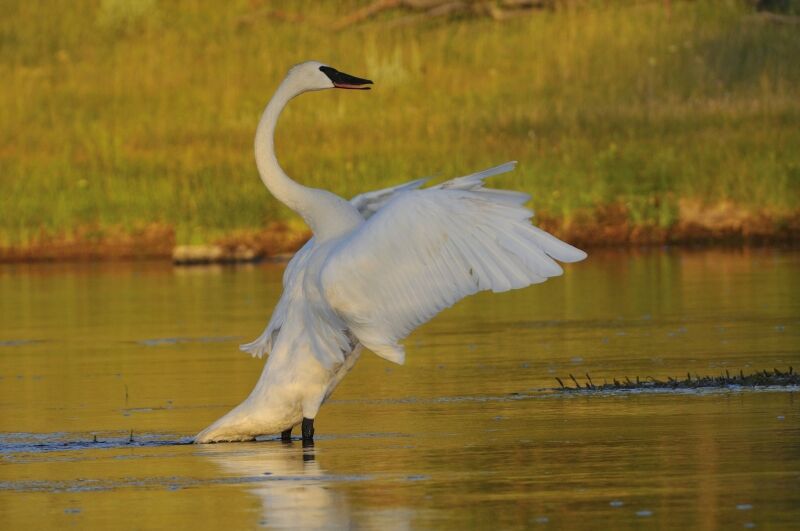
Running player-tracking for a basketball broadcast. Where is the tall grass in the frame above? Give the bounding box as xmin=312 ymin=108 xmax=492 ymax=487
xmin=1 ymin=0 xmax=799 ymax=246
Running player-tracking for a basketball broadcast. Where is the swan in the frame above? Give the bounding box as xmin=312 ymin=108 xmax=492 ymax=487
xmin=194 ymin=61 xmax=587 ymax=444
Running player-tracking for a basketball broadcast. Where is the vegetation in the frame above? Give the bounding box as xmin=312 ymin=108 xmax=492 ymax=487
xmin=1 ymin=0 xmax=799 ymax=256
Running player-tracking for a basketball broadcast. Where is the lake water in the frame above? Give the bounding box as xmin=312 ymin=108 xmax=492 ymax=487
xmin=1 ymin=247 xmax=798 ymax=529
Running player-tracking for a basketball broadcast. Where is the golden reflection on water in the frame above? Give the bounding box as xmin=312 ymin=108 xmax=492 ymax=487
xmin=200 ymin=444 xmax=350 ymax=529
xmin=0 ymin=248 xmax=798 ymax=529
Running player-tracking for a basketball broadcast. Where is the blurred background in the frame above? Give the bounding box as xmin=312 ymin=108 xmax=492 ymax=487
xmin=1 ymin=0 xmax=799 ymax=259
xmin=2 ymin=4 xmax=800 ymax=528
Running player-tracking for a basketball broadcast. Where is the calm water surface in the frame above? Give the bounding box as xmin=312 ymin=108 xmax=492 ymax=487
xmin=0 ymin=248 xmax=798 ymax=529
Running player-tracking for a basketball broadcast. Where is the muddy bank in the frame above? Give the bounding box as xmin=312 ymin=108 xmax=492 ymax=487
xmin=543 ymin=200 xmax=800 ymax=249
xmin=0 ymin=223 xmax=309 ymax=264
xmin=1 ymin=206 xmax=798 ymax=264
xmin=0 ymin=224 xmax=176 ymax=263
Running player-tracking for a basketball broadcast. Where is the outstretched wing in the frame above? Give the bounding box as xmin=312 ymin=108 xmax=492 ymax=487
xmin=320 ymin=162 xmax=587 ymax=365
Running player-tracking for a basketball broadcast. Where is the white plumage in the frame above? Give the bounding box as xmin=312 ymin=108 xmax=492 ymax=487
xmin=194 ymin=61 xmax=586 ymax=443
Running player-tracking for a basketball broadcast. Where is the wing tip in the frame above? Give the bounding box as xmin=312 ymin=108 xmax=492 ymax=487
xmin=562 ymin=248 xmax=588 ymax=263
xmin=370 ymin=343 xmax=406 ymax=365
xmin=479 ymin=160 xmax=518 ymax=178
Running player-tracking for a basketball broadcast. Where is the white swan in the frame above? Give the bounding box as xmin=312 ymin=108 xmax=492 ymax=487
xmin=194 ymin=61 xmax=587 ymax=443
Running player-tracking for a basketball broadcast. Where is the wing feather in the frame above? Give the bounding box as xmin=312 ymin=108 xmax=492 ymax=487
xmin=239 ymin=239 xmax=314 ymax=358
xmin=320 ymin=162 xmax=586 ymax=364
xmin=350 ymin=177 xmax=428 ymax=219
xmin=240 ymin=177 xmax=428 ymax=358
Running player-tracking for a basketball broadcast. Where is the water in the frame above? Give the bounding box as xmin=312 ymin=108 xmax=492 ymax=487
xmin=1 ymin=248 xmax=798 ymax=529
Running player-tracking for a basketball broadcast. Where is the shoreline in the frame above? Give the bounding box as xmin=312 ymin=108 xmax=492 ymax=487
xmin=2 ymin=214 xmax=797 ymax=264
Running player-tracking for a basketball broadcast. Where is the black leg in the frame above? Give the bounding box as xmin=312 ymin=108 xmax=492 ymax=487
xmin=281 ymin=427 xmax=292 ymax=443
xmin=301 ymin=417 xmax=315 ymax=441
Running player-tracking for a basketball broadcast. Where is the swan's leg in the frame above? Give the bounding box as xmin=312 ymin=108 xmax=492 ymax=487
xmin=302 ymin=417 xmax=315 ymax=441
xmin=281 ymin=427 xmax=292 ymax=442
xmin=298 ymin=345 xmax=360 ymax=448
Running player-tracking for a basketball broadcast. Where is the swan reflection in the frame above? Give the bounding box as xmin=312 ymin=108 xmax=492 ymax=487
xmin=198 ymin=442 xmax=411 ymax=530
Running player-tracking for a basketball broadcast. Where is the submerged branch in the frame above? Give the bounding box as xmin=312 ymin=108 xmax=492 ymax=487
xmin=556 ymin=367 xmax=798 ymax=392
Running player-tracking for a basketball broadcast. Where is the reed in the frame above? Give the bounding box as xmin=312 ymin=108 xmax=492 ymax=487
xmin=1 ymin=1 xmax=798 ymax=247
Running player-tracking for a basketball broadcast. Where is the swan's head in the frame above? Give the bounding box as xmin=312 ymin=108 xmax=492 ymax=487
xmin=286 ymin=61 xmax=373 ymax=93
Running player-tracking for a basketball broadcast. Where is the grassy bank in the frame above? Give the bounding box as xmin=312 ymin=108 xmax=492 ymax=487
xmin=1 ymin=0 xmax=799 ymax=257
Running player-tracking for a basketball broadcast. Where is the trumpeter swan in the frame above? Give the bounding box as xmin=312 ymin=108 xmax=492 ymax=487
xmin=194 ymin=61 xmax=587 ymax=443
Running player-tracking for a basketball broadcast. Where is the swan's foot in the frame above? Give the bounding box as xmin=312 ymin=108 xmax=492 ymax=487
xmin=302 ymin=417 xmax=314 ymax=442
xmin=281 ymin=427 xmax=292 ymax=443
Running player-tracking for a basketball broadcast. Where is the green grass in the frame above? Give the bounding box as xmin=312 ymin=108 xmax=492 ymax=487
xmin=1 ymin=0 xmax=799 ymax=246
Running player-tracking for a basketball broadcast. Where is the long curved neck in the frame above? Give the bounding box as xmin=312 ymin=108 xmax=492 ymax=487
xmin=254 ymin=77 xmax=363 ymax=240
xmin=254 ymin=80 xmax=314 ymax=217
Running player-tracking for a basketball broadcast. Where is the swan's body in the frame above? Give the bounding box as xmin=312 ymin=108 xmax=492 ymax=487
xmin=194 ymin=62 xmax=586 ymax=443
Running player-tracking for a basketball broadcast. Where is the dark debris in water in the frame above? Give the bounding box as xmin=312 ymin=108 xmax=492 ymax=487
xmin=555 ymin=367 xmax=798 ymax=392
xmin=0 ymin=432 xmax=192 ymax=456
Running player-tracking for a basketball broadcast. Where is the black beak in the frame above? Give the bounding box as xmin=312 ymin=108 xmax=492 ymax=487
xmin=319 ymin=66 xmax=373 ymax=90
